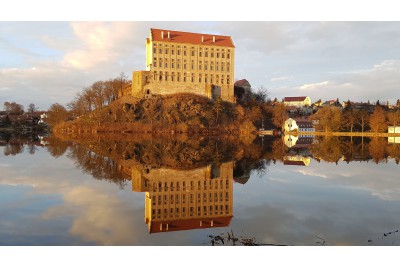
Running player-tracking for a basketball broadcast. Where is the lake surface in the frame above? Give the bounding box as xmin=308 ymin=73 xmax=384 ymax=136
xmin=1 ymin=133 xmax=400 ymax=246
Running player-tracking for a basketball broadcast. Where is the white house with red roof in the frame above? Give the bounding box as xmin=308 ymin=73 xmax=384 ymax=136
xmin=283 ymin=96 xmax=312 ymax=107
xmin=284 ymin=117 xmax=314 ymax=133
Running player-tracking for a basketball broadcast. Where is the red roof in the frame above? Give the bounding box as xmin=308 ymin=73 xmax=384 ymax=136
xmin=234 ymin=79 xmax=251 ymax=87
xmin=284 ymin=96 xmax=308 ymax=102
xmin=150 ymin=28 xmax=235 ymax=48
xmin=148 ymin=216 xmax=232 ymax=234
xmin=284 ymin=160 xmax=307 ymax=166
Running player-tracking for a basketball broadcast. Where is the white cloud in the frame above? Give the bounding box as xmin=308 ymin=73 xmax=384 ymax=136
xmin=297 ymin=169 xmax=328 ymax=179
xmin=298 ymin=81 xmax=331 ymax=91
xmin=270 ymin=75 xmax=293 ymax=82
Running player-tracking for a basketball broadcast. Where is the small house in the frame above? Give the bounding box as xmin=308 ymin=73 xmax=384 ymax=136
xmin=283 ymin=96 xmax=312 ymax=108
xmin=283 ymin=117 xmax=314 ymax=133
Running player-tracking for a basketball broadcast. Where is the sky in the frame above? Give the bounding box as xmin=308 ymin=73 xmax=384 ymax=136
xmin=1 ymin=2 xmax=400 ymax=111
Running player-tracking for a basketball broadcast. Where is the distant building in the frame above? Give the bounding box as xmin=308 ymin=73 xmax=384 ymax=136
xmin=283 ymin=117 xmax=314 ymax=133
xmin=283 ymin=155 xmax=311 ymax=166
xmin=341 ymin=101 xmax=375 ymax=113
xmin=126 ymin=28 xmax=235 ymax=102
xmin=283 ymin=96 xmax=312 ymax=107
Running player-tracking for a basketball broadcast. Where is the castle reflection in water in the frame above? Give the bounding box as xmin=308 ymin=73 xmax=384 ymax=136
xmin=131 ymin=162 xmax=234 ymax=233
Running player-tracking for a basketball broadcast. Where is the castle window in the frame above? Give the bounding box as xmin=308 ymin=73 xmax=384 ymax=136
xmin=159 ymin=48 xmax=162 ymax=54
xmin=154 ymin=71 xmax=157 ymax=80
xmin=221 ymin=63 xmax=224 ymax=71
xmin=216 ymin=75 xmax=219 ymax=84
xmin=159 ymin=71 xmax=163 ymax=81
xmin=191 ymin=73 xmax=195 ymax=82
xmin=216 ymin=63 xmax=219 ymax=71
xmin=165 ymin=72 xmax=168 ymax=81
xmin=216 ymin=52 xmax=219 ymax=58
xmin=165 ymin=48 xmax=168 ymax=54
xmin=177 ymin=72 xmax=181 ymax=82
xmin=183 ymin=50 xmax=187 ymax=56
xmin=159 ymin=61 xmax=162 ymax=67
xmin=153 ymin=48 xmax=156 ymax=53
xmin=183 ymin=73 xmax=187 ymax=82
xmin=165 ymin=62 xmax=168 ymax=68
xmin=171 ymin=60 xmax=175 ymax=68
xmin=210 ymin=74 xmax=214 ymax=83
xmin=205 ymin=74 xmax=208 ymax=83
xmin=191 ymin=50 xmax=195 ymax=56
xmin=205 ymin=51 xmax=208 ymax=57
xmin=199 ymin=74 xmax=202 ymax=83
xmin=171 ymin=72 xmax=175 ymax=81
xmin=222 ymin=52 xmax=225 ymax=58
xmin=177 ymin=49 xmax=181 ymax=55
xmin=199 ymin=61 xmax=202 ymax=70
xmin=183 ymin=62 xmax=187 ymax=69
xmin=199 ymin=51 xmax=202 ymax=57
xmin=227 ymin=63 xmax=230 ymax=72
xmin=221 ymin=75 xmax=224 ymax=84
xmin=227 ymin=51 xmax=230 ymax=59
xmin=205 ymin=63 xmax=208 ymax=71
xmin=177 ymin=59 xmax=181 ymax=69
xmin=210 ymin=62 xmax=213 ymax=71
xmin=172 ymin=49 xmax=174 ymax=55
xmin=191 ymin=61 xmax=194 ymax=70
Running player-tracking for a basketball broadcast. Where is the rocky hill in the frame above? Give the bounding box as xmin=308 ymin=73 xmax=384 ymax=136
xmin=54 ymin=93 xmax=258 ymax=135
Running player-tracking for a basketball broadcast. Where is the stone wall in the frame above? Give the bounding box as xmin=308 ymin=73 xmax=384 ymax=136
xmin=131 ymin=70 xmax=235 ymax=102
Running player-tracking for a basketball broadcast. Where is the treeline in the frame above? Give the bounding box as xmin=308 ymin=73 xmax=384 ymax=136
xmin=47 ymin=73 xmax=131 ymax=126
xmin=2 ymin=102 xmax=39 ymax=115
xmin=310 ymin=104 xmax=400 ymax=133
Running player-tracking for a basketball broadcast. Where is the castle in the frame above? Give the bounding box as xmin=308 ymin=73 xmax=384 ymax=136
xmin=126 ymin=28 xmax=235 ymax=102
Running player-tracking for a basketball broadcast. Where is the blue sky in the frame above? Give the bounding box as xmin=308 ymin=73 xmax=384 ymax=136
xmin=1 ymin=3 xmax=400 ymax=111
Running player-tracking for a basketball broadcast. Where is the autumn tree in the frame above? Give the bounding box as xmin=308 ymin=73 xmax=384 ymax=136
xmin=369 ymin=106 xmax=387 ymax=132
xmin=212 ymin=97 xmax=224 ymax=125
xmin=310 ymin=106 xmax=342 ymax=132
xmin=355 ymin=109 xmax=369 ymax=132
xmin=272 ymin=102 xmax=288 ymax=131
xmin=387 ymin=110 xmax=400 ymax=126
xmin=47 ymin=103 xmax=69 ymax=126
xmin=66 ymin=74 xmax=131 ymax=118
xmin=3 ymin=101 xmax=24 ymax=115
xmin=342 ymin=107 xmax=358 ymax=132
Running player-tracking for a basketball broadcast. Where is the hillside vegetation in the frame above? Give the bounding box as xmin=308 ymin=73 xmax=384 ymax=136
xmin=53 ymin=93 xmax=264 ymax=135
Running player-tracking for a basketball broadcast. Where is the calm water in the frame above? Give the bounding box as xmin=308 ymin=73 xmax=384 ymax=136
xmin=1 ymin=133 xmax=400 ymax=246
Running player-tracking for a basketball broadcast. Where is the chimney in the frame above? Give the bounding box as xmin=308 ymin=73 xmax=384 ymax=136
xmin=212 ymin=36 xmax=215 ymax=43
xmin=167 ymin=31 xmax=170 ymax=39
xmin=161 ymin=31 xmax=164 ymax=39
xmin=201 ymin=36 xmax=204 ymax=42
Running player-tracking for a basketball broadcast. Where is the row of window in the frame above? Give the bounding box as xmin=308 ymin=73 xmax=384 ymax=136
xmin=298 ymin=128 xmax=314 ymax=132
xmin=151 ymin=180 xmax=230 ymax=191
xmin=152 ymin=59 xmax=231 ymax=72
xmin=153 ymin=46 xmax=231 ymax=59
xmin=152 ymin=71 xmax=231 ymax=85
xmin=152 ymin=204 xmax=230 ymax=216
xmin=152 ymin=192 xmax=230 ymax=205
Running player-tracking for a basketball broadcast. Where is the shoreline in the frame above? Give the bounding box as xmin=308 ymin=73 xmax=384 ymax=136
xmin=268 ymin=131 xmax=400 ymax=137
